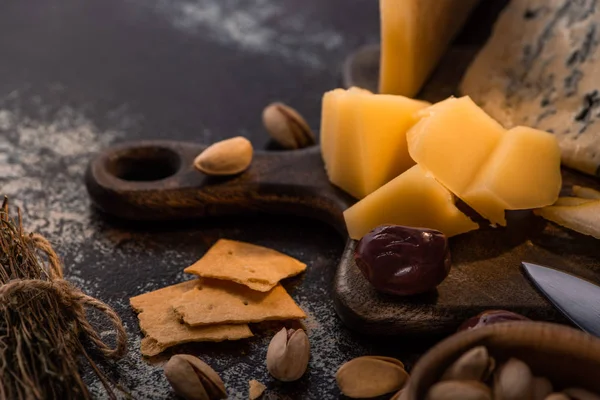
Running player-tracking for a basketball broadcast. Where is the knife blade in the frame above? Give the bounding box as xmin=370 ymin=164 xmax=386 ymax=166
xmin=522 ymin=262 xmax=600 ymax=337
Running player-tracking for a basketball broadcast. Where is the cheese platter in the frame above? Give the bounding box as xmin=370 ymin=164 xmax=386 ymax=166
xmin=86 ymin=0 xmax=600 ymax=339
xmin=68 ymin=0 xmax=600 ymax=397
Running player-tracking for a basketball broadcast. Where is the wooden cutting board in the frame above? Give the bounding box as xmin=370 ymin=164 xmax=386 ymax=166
xmin=84 ymin=1 xmax=600 ymax=336
xmin=85 ymin=136 xmax=600 ymax=336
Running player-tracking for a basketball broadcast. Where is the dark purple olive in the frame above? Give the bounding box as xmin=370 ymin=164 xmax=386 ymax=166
xmin=354 ymin=225 xmax=451 ymax=296
xmin=458 ymin=310 xmax=530 ymax=332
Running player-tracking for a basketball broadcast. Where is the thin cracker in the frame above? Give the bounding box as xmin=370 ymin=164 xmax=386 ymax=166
xmin=172 ymin=278 xmax=306 ymax=326
xmin=184 ymin=239 xmax=306 ymax=292
xmin=249 ymin=379 xmax=266 ymax=400
xmin=130 ymin=280 xmax=253 ymax=357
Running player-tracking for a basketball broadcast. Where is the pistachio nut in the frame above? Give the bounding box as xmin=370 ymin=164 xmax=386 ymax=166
xmin=442 ymin=346 xmax=494 ymax=382
xmin=493 ymin=358 xmax=533 ymax=400
xmin=266 ymin=327 xmax=310 ymax=382
xmin=262 ymin=102 xmax=315 ymax=149
xmin=336 ymin=355 xmax=408 ymax=398
xmin=532 ymin=377 xmax=553 ymax=400
xmin=164 ymin=354 xmax=226 ymax=400
xmin=194 ymin=136 xmax=253 ymax=175
xmin=249 ymin=379 xmax=266 ymax=400
xmin=563 ymin=387 xmax=600 ymax=400
xmin=426 ymin=380 xmax=492 ymax=400
xmin=545 ymin=394 xmax=570 ymax=400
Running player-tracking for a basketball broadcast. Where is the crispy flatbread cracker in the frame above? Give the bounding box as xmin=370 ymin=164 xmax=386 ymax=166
xmin=184 ymin=239 xmax=306 ymax=292
xmin=249 ymin=379 xmax=266 ymax=400
xmin=172 ymin=278 xmax=306 ymax=326
xmin=130 ymin=280 xmax=253 ymax=357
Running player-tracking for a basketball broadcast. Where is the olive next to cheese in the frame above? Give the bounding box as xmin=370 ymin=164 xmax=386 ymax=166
xmin=354 ymin=225 xmax=451 ymax=296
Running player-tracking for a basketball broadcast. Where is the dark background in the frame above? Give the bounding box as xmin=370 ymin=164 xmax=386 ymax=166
xmin=0 ymin=0 xmax=510 ymax=399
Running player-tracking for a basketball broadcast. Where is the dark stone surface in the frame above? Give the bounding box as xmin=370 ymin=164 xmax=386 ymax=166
xmin=0 ymin=0 xmax=428 ymax=399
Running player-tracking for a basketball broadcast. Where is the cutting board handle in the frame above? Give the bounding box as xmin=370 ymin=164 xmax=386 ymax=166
xmin=85 ymin=140 xmax=354 ymax=234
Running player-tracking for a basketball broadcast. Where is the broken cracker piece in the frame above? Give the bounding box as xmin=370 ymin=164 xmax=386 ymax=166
xmin=172 ymin=278 xmax=306 ymax=326
xmin=184 ymin=239 xmax=306 ymax=292
xmin=249 ymin=379 xmax=266 ymax=400
xmin=130 ymin=280 xmax=253 ymax=357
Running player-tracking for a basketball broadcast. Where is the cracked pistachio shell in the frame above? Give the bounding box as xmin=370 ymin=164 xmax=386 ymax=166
xmin=262 ymin=102 xmax=315 ymax=149
xmin=493 ymin=358 xmax=533 ymax=400
xmin=266 ymin=328 xmax=310 ymax=382
xmin=427 ymin=380 xmax=492 ymax=400
xmin=194 ymin=136 xmax=253 ymax=176
xmin=336 ymin=356 xmax=408 ymax=398
xmin=164 ymin=354 xmax=226 ymax=400
xmin=441 ymin=346 xmax=494 ymax=382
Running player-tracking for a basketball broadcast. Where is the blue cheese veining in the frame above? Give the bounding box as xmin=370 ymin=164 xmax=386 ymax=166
xmin=460 ymin=0 xmax=600 ymax=176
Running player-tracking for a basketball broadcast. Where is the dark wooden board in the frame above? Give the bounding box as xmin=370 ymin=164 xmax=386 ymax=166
xmin=86 ymin=137 xmax=600 ymax=336
xmin=85 ymin=0 xmax=600 ymax=336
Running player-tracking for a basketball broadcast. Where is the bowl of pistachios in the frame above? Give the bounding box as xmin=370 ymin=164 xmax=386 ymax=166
xmin=405 ymin=322 xmax=600 ymax=400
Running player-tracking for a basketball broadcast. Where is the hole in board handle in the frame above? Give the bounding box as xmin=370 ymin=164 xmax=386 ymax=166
xmin=106 ymin=146 xmax=182 ymax=182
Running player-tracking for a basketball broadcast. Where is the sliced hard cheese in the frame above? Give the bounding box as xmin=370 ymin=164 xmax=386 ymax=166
xmin=535 ymin=202 xmax=600 ymax=240
xmin=321 ymin=88 xmax=429 ymax=199
xmin=344 ymin=165 xmax=478 ymax=240
xmin=463 ymin=126 xmax=562 ymax=225
xmin=573 ymin=185 xmax=600 ymax=200
xmin=320 ymin=88 xmax=344 ymax=169
xmin=408 ymin=98 xmax=562 ymax=226
xmin=321 ymin=88 xmax=366 ymax=197
xmin=460 ymin=0 xmax=600 ymax=177
xmin=379 ymin=0 xmax=479 ymax=97
xmin=554 ymin=197 xmax=595 ymax=207
xmin=407 ymin=96 xmax=505 ymax=194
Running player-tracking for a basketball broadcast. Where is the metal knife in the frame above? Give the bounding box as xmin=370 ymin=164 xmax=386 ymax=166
xmin=522 ymin=262 xmax=600 ymax=337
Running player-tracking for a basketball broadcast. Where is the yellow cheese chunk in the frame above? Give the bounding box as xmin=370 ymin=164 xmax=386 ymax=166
xmin=321 ymin=88 xmax=429 ymax=199
xmin=379 ymin=0 xmax=479 ymax=97
xmin=407 ymin=96 xmax=506 ymax=194
xmin=344 ymin=165 xmax=478 ymax=240
xmin=320 ymin=88 xmax=344 ymax=169
xmin=463 ymin=126 xmax=562 ymax=225
xmin=321 ymin=88 xmax=365 ymax=196
xmin=408 ymin=98 xmax=562 ymax=226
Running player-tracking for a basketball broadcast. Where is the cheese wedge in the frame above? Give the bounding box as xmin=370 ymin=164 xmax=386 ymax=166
xmin=321 ymin=88 xmax=429 ymax=199
xmin=463 ymin=126 xmax=562 ymax=225
xmin=344 ymin=165 xmax=478 ymax=240
xmin=408 ymin=98 xmax=562 ymax=226
xmin=407 ymin=96 xmax=506 ymax=194
xmin=379 ymin=0 xmax=479 ymax=97
xmin=460 ymin=0 xmax=600 ymax=177
xmin=321 ymin=88 xmax=366 ymax=197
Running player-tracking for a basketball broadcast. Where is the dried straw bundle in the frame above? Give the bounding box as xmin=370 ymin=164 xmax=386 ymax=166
xmin=0 ymin=198 xmax=127 ymax=399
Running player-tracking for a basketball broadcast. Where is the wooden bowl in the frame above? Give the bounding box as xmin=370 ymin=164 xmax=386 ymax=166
xmin=406 ymin=322 xmax=600 ymax=399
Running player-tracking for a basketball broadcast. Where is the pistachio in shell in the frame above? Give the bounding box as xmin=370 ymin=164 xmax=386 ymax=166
xmin=164 ymin=354 xmax=226 ymax=400
xmin=426 ymin=380 xmax=492 ymax=400
xmin=266 ymin=328 xmax=310 ymax=382
xmin=336 ymin=356 xmax=408 ymax=398
xmin=441 ymin=346 xmax=494 ymax=382
xmin=493 ymin=358 xmax=533 ymax=400
xmin=262 ymin=102 xmax=315 ymax=149
xmin=194 ymin=136 xmax=253 ymax=176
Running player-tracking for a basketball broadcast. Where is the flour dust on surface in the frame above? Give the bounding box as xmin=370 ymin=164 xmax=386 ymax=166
xmin=138 ymin=0 xmax=346 ymax=69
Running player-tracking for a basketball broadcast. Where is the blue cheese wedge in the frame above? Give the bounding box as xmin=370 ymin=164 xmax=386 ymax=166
xmin=460 ymin=0 xmax=600 ymax=176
